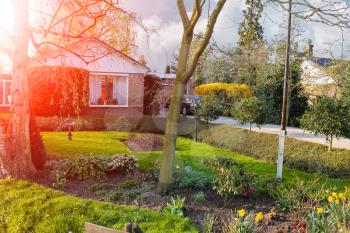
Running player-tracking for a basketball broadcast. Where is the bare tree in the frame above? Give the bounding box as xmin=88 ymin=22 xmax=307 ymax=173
xmin=0 ymin=0 xmax=136 ymax=178
xmin=157 ymin=0 xmax=228 ymax=194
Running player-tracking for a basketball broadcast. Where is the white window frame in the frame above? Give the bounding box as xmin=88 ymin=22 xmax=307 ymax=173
xmin=0 ymin=80 xmax=11 ymax=107
xmin=89 ymin=73 xmax=129 ymax=108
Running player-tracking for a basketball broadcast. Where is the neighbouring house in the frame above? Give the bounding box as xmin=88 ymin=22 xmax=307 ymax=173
xmin=0 ymin=44 xmax=150 ymax=116
xmin=301 ymin=42 xmax=338 ymax=100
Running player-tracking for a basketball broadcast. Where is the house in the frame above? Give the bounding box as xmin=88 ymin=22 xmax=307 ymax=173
xmin=144 ymin=73 xmax=195 ymax=115
xmin=0 ymin=45 xmax=150 ymax=116
xmin=301 ymin=42 xmax=338 ymax=99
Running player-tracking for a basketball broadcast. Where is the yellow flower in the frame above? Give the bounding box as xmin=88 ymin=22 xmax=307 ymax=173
xmin=237 ymin=209 xmax=247 ymax=218
xmin=328 ymin=195 xmax=335 ymax=203
xmin=339 ymin=193 xmax=346 ymax=200
xmin=335 ymin=199 xmax=340 ymax=205
xmin=268 ymin=208 xmax=276 ymax=218
xmin=332 ymin=192 xmax=339 ymax=199
xmin=316 ymin=207 xmax=324 ymax=214
xmin=255 ymin=212 xmax=264 ymax=223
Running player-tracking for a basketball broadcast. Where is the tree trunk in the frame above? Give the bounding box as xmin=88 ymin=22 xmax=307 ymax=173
xmin=1 ymin=0 xmax=35 ymax=178
xmin=157 ymin=80 xmax=186 ymax=194
xmin=249 ymin=122 xmax=252 ymax=132
xmin=328 ymin=135 xmax=333 ymax=152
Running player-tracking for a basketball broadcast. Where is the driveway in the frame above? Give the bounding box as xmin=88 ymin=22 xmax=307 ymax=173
xmin=211 ymin=116 xmax=350 ymax=150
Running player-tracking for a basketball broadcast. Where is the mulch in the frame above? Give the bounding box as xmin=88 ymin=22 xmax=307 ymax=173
xmin=31 ymin=167 xmax=295 ymax=232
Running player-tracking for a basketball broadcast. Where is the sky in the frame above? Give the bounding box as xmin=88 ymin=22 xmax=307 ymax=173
xmin=0 ymin=0 xmax=349 ymax=73
xmin=120 ymin=0 xmax=350 ymax=73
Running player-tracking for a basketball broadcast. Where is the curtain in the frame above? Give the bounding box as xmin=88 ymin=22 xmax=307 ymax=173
xmin=89 ymin=76 xmax=101 ymax=104
xmin=113 ymin=77 xmax=127 ymax=105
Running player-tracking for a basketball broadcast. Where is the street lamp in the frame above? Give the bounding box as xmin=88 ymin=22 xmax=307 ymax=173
xmin=191 ymin=96 xmax=201 ymax=142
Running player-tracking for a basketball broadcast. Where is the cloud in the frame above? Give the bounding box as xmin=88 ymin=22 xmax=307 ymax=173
xmin=121 ymin=0 xmax=350 ymax=72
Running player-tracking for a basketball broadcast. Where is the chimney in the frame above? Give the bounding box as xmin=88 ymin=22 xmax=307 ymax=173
xmin=304 ymin=40 xmax=314 ymax=58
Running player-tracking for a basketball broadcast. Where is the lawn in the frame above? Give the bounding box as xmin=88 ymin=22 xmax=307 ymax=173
xmin=42 ymin=131 xmax=350 ymax=191
xmin=0 ymin=178 xmax=197 ymax=233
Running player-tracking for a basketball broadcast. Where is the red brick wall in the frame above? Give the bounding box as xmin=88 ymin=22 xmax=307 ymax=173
xmin=128 ymin=73 xmax=144 ymax=109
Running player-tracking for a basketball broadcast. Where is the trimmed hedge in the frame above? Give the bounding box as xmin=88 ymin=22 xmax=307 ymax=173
xmin=35 ymin=114 xmax=196 ymax=136
xmin=197 ymin=124 xmax=350 ymax=178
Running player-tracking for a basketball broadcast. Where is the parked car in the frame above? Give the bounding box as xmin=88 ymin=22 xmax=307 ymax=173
xmin=166 ymin=95 xmax=200 ymax=116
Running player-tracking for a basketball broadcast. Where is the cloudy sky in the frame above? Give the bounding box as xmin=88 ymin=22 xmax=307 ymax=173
xmin=120 ymin=0 xmax=350 ymax=72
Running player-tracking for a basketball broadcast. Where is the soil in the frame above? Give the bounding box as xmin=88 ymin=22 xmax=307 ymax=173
xmin=32 ymin=167 xmax=295 ymax=233
xmin=123 ymin=134 xmax=164 ymax=152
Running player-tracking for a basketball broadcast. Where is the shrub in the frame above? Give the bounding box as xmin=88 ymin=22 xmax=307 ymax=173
xmin=106 ymin=154 xmax=138 ymax=175
xmin=203 ymin=158 xmax=261 ymax=203
xmin=52 ymin=154 xmax=138 ymax=184
xmin=53 ymin=156 xmax=107 ymax=182
xmin=162 ymin=196 xmax=186 ymax=217
xmin=197 ymin=124 xmax=350 ymax=178
xmin=232 ymin=96 xmax=265 ymax=131
xmin=174 ymin=166 xmax=212 ymax=190
xmin=199 ymin=94 xmax=223 ymax=123
xmin=28 ymin=66 xmax=89 ymax=117
xmin=195 ymin=83 xmax=251 ymax=98
xmin=273 ymin=178 xmax=328 ymax=218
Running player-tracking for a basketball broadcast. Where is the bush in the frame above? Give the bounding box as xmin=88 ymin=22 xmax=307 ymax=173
xmin=52 ymin=154 xmax=138 ymax=183
xmin=199 ymin=94 xmax=223 ymax=123
xmin=197 ymin=124 xmax=350 ymax=178
xmin=53 ymin=156 xmax=107 ymax=182
xmin=28 ymin=66 xmax=89 ymax=117
xmin=203 ymin=157 xmax=261 ymax=203
xmin=106 ymin=154 xmax=138 ymax=175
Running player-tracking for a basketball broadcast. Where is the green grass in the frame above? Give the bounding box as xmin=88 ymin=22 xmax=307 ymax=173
xmin=42 ymin=131 xmax=350 ymax=191
xmin=0 ymin=179 xmax=197 ymax=233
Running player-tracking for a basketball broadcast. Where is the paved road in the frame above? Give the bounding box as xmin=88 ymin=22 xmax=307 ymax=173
xmin=211 ymin=117 xmax=350 ymax=150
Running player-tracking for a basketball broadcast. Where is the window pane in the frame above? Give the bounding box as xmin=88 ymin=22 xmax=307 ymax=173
xmin=0 ymin=81 xmax=3 ymax=105
xmin=5 ymin=81 xmax=11 ymax=105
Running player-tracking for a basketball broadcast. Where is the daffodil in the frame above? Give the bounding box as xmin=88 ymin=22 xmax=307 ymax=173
xmin=332 ymin=192 xmax=339 ymax=199
xmin=255 ymin=212 xmax=264 ymax=223
xmin=316 ymin=207 xmax=324 ymax=214
xmin=328 ymin=195 xmax=335 ymax=203
xmin=268 ymin=208 xmax=276 ymax=218
xmin=237 ymin=209 xmax=247 ymax=218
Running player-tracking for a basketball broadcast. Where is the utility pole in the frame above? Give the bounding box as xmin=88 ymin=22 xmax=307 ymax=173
xmin=277 ymin=0 xmax=292 ymax=180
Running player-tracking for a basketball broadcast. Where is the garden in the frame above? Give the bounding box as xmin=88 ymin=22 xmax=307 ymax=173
xmin=2 ymin=124 xmax=349 ymax=233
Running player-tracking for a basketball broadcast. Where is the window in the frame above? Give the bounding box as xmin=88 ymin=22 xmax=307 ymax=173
xmin=0 ymin=80 xmax=11 ymax=106
xmin=89 ymin=74 xmax=128 ymax=106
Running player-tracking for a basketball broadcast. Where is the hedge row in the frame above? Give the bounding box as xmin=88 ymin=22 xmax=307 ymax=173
xmin=35 ymin=114 xmax=196 ymax=136
xmin=197 ymin=124 xmax=350 ymax=178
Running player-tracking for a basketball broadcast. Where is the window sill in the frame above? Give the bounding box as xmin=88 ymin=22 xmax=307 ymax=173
xmin=89 ymin=105 xmax=129 ymax=108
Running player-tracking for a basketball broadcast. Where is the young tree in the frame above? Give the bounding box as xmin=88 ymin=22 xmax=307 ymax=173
xmin=199 ymin=94 xmax=223 ymax=123
xmin=0 ymin=0 xmax=135 ymax=178
xmin=158 ymin=0 xmax=228 ymax=194
xmin=300 ymin=96 xmax=349 ymax=151
xmin=232 ymin=96 xmax=265 ymax=131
